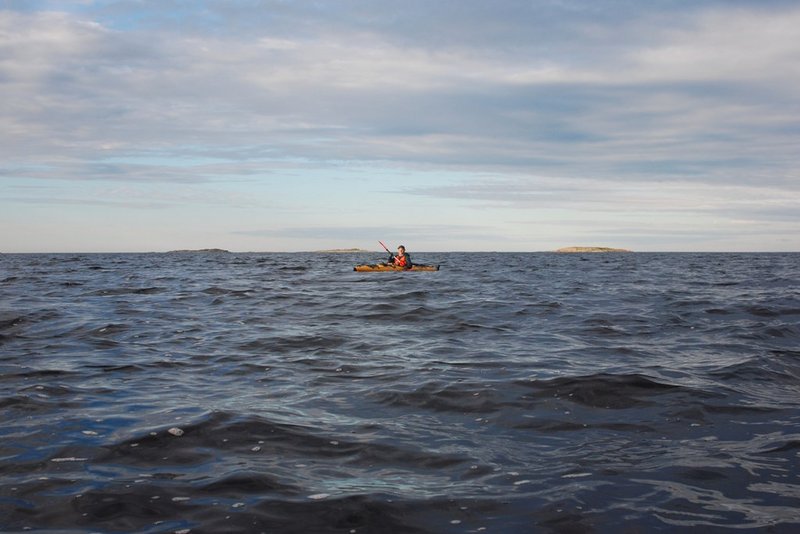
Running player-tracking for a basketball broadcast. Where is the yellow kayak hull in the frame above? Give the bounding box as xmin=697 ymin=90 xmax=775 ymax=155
xmin=354 ymin=264 xmax=439 ymax=272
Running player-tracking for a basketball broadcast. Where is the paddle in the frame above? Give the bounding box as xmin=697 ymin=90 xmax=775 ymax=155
xmin=379 ymin=241 xmax=394 ymax=264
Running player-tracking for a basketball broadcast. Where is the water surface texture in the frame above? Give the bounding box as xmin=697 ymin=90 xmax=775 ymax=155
xmin=2 ymin=252 xmax=799 ymax=532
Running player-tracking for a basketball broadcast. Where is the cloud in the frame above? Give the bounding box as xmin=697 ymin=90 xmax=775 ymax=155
xmin=234 ymin=224 xmax=510 ymax=244
xmin=3 ymin=3 xmax=799 ymax=185
xmin=630 ymin=8 xmax=800 ymax=87
xmin=1 ymin=1 xmax=799 ymax=251
xmin=403 ymin=173 xmax=800 ymax=212
xmin=2 ymin=181 xmax=267 ymax=210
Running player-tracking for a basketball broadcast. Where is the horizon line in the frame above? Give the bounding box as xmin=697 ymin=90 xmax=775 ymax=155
xmin=2 ymin=250 xmax=798 ymax=254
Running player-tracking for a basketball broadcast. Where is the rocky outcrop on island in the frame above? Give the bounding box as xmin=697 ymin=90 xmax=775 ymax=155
xmin=167 ymin=248 xmax=230 ymax=253
xmin=556 ymin=246 xmax=632 ymax=253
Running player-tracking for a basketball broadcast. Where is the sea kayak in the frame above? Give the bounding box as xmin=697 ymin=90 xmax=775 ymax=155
xmin=354 ymin=264 xmax=439 ymax=272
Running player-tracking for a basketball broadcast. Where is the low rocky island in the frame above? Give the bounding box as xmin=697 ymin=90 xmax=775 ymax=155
xmin=167 ymin=248 xmax=230 ymax=253
xmin=556 ymin=246 xmax=632 ymax=253
xmin=314 ymin=248 xmax=372 ymax=253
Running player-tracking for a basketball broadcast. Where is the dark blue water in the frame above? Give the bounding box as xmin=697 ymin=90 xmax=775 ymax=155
xmin=2 ymin=252 xmax=799 ymax=533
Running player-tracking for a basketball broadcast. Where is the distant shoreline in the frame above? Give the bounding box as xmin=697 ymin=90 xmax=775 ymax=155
xmin=166 ymin=248 xmax=231 ymax=253
xmin=4 ymin=249 xmax=799 ymax=254
xmin=312 ymin=248 xmax=373 ymax=253
xmin=555 ymin=246 xmax=632 ymax=253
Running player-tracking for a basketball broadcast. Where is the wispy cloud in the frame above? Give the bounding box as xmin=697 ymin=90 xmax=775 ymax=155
xmin=235 ymin=224 xmax=508 ymax=244
xmin=4 ymin=4 xmax=799 ymax=177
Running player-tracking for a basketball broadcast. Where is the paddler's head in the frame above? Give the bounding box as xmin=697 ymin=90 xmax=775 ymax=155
xmin=397 ymin=245 xmax=406 ymax=254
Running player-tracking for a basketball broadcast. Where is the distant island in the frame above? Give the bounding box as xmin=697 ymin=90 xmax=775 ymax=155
xmin=313 ymin=248 xmax=372 ymax=253
xmin=556 ymin=246 xmax=632 ymax=253
xmin=167 ymin=248 xmax=230 ymax=253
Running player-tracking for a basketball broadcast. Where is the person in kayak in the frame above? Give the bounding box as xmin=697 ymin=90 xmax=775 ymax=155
xmin=388 ymin=245 xmax=413 ymax=269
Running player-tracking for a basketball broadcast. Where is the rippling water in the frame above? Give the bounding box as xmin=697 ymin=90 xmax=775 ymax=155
xmin=2 ymin=252 xmax=799 ymax=533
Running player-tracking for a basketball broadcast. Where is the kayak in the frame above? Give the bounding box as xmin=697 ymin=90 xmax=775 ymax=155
xmin=354 ymin=263 xmax=439 ymax=272
xmin=354 ymin=264 xmax=439 ymax=272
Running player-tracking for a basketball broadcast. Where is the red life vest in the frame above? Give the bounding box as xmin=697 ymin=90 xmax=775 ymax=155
xmin=393 ymin=253 xmax=408 ymax=267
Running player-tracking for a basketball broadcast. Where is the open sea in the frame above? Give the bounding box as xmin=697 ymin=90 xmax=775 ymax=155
xmin=1 ymin=251 xmax=799 ymax=533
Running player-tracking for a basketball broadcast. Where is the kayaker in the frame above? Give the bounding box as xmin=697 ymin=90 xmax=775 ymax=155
xmin=388 ymin=245 xmax=413 ymax=269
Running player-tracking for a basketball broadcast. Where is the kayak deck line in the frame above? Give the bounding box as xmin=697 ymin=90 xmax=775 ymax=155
xmin=354 ymin=264 xmax=440 ymax=272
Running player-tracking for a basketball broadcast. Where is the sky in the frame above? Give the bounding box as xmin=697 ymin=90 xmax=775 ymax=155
xmin=1 ymin=0 xmax=799 ymax=252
